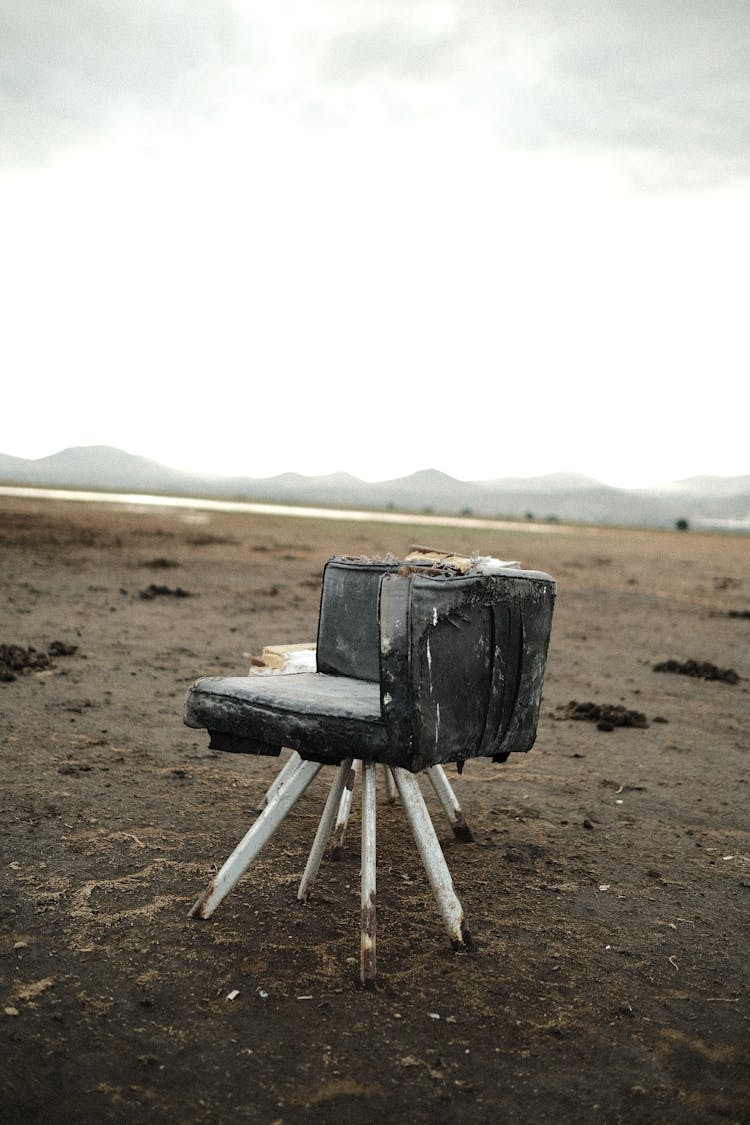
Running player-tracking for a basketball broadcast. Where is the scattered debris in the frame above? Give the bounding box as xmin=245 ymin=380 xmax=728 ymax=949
xmin=653 ymin=659 xmax=740 ymax=685
xmin=558 ymin=700 xmax=649 ymax=731
xmin=139 ymin=584 xmax=191 ymax=600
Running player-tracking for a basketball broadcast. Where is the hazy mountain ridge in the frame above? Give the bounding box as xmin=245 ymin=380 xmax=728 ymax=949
xmin=1 ymin=446 xmax=748 ymax=530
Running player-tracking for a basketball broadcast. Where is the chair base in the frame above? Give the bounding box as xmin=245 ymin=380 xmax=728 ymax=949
xmin=190 ymin=755 xmax=474 ymax=986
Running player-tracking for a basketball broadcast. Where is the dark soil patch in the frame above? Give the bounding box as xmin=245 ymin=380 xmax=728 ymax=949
xmin=557 ymin=700 xmax=649 ymax=731
xmin=653 ymin=658 xmax=741 ymax=684
xmin=0 ymin=644 xmax=52 ymax=681
xmin=141 ymin=557 xmax=180 ymax=569
xmin=0 ymin=641 xmax=77 ymax=681
xmin=138 ymin=584 xmax=192 ymax=600
xmin=47 ymin=640 xmax=78 ymax=657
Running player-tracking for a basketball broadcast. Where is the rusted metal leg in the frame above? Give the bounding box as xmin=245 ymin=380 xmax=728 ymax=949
xmin=297 ymin=758 xmax=355 ymax=903
xmin=189 ymin=758 xmax=322 ymax=920
xmin=256 ymin=750 xmax=301 ymax=812
xmin=384 ymin=766 xmax=399 ymax=805
xmin=425 ymin=765 xmax=474 ymax=842
xmin=329 ymin=758 xmax=360 ymax=860
xmin=392 ymin=767 xmax=473 ymax=951
xmin=360 ymin=760 xmax=377 ymax=988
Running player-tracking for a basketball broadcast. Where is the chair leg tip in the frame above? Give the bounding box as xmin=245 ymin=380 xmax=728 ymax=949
xmin=189 ymin=886 xmax=214 ymax=919
xmin=452 ymin=924 xmax=474 ymax=952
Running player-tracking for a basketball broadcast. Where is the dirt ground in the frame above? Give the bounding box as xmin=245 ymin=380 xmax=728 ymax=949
xmin=1 ymin=495 xmax=748 ymax=1124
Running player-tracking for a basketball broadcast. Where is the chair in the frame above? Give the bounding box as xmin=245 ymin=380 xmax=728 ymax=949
xmin=184 ymin=553 xmax=556 ymax=985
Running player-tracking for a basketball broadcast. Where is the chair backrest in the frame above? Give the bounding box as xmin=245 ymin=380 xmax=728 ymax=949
xmin=316 ymin=557 xmax=398 ymax=681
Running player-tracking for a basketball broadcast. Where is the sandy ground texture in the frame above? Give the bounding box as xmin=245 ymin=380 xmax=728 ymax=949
xmin=1 ymin=495 xmax=748 ymax=1124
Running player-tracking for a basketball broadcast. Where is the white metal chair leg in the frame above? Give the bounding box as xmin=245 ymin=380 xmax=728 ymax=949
xmin=256 ymin=749 xmax=301 ymax=811
xmin=297 ymin=759 xmax=355 ymax=902
xmin=425 ymin=765 xmax=474 ymax=842
xmin=392 ymin=767 xmax=473 ymax=950
xmin=329 ymin=758 xmax=360 ymax=859
xmin=190 ymin=758 xmax=322 ymax=919
xmin=384 ymin=766 xmax=398 ymax=804
xmin=360 ymin=761 xmax=377 ymax=988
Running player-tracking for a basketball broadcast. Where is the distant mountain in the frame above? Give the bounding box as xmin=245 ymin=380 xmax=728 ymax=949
xmin=0 ymin=445 xmax=192 ymax=493
xmin=0 ymin=451 xmax=42 ymax=476
xmin=0 ymin=445 xmax=748 ymax=531
xmin=669 ymin=475 xmax=750 ymax=497
xmin=476 ymin=472 xmax=604 ymax=493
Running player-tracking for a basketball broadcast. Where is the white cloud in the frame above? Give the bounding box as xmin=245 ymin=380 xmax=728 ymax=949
xmin=1 ymin=2 xmax=748 ymax=486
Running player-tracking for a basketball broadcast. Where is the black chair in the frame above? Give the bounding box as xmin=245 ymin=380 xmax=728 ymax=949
xmin=184 ymin=554 xmax=555 ymax=985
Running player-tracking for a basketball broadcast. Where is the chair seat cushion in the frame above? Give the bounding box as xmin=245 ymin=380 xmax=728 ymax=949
xmin=184 ymin=672 xmax=389 ymax=763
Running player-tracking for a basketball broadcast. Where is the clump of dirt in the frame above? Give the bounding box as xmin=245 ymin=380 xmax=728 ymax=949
xmin=0 ymin=644 xmax=52 ymax=681
xmin=653 ymin=658 xmax=740 ymax=684
xmin=185 ymin=533 xmax=235 ymax=546
xmin=141 ymin=557 xmax=180 ymax=569
xmin=0 ymin=640 xmax=77 ymax=681
xmin=138 ymin=584 xmax=191 ymax=600
xmin=558 ymin=699 xmax=649 ymax=731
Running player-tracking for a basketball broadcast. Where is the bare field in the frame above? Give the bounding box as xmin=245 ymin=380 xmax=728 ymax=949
xmin=1 ymin=496 xmax=748 ymax=1123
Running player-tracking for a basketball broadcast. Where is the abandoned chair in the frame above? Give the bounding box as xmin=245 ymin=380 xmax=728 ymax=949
xmin=184 ymin=553 xmax=556 ymax=985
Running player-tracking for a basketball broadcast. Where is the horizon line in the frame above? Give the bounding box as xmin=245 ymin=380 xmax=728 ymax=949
xmin=2 ymin=443 xmax=748 ymax=492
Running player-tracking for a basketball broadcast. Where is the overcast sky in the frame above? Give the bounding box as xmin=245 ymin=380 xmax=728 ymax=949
xmin=1 ymin=1 xmax=748 ymax=486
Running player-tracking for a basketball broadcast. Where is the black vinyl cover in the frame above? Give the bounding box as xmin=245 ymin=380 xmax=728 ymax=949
xmin=184 ymin=557 xmax=556 ymax=772
xmin=316 ymin=557 xmax=399 ymax=681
